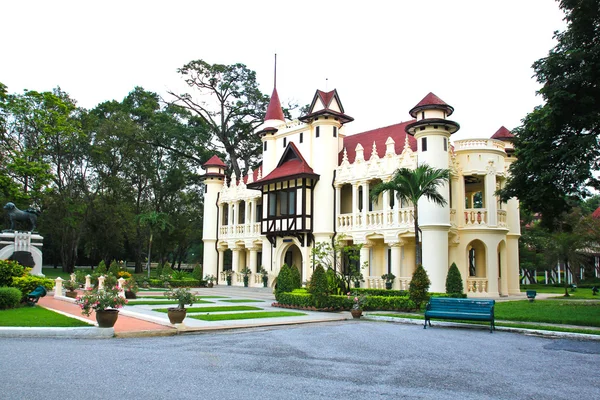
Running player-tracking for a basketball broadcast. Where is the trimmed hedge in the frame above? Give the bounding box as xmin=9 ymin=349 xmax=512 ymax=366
xmin=0 ymin=286 xmax=22 ymax=309
xmin=275 ymin=292 xmax=417 ymax=311
xmin=11 ymin=276 xmax=53 ymax=301
xmin=148 ymin=278 xmax=201 ymax=288
xmin=353 ymin=288 xmax=408 ymax=297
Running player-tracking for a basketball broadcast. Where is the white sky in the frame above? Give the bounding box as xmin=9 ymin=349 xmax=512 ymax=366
xmin=1 ymin=0 xmax=566 ymax=140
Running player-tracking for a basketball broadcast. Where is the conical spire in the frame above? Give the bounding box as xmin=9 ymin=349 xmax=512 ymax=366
xmin=265 ymin=87 xmax=285 ymax=122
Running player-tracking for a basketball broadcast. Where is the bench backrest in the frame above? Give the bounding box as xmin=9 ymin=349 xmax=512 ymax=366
xmin=428 ymin=297 xmax=494 ymax=312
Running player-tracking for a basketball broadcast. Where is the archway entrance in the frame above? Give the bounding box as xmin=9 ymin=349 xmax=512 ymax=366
xmin=282 ymin=244 xmax=303 ymax=281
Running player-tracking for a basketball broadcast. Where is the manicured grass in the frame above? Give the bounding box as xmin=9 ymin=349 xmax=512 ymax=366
xmin=137 ymin=296 xmax=228 ymax=299
xmin=0 ymin=306 xmax=91 ymax=327
xmin=521 ymin=284 xmax=599 ymax=299
xmin=495 ymin=300 xmax=600 ymax=327
xmin=127 ymin=300 xmax=213 ymax=306
xmin=189 ymin=311 xmax=306 ymax=321
xmin=220 ymin=299 xmax=264 ymax=303
xmin=153 ymin=306 xmax=262 ymax=313
xmin=369 ymin=312 xmax=600 ymax=336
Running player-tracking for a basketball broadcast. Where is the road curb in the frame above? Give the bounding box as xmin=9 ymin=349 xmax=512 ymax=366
xmin=0 ymin=326 xmax=114 ymax=338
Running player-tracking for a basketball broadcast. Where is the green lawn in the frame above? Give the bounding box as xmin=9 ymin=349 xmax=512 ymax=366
xmin=127 ymin=300 xmax=213 ymax=306
xmin=521 ymin=284 xmax=599 ymax=299
xmin=189 ymin=311 xmax=306 ymax=321
xmin=153 ymin=306 xmax=262 ymax=313
xmin=495 ymin=300 xmax=600 ymax=327
xmin=136 ymin=295 xmax=227 ymax=299
xmin=0 ymin=306 xmax=91 ymax=327
xmin=220 ymin=299 xmax=264 ymax=303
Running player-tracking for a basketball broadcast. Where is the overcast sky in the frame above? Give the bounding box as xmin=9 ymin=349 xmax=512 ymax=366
xmin=2 ymin=0 xmax=566 ymax=140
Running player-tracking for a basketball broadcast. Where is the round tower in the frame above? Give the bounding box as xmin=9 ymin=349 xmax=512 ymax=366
xmin=201 ymin=155 xmax=226 ymax=278
xmin=406 ymin=93 xmax=460 ymax=292
xmin=256 ymin=88 xmax=286 ymax=177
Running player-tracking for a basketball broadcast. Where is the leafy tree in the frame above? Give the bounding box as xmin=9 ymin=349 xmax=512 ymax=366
xmin=168 ymin=60 xmax=271 ymax=176
xmin=310 ymin=235 xmax=364 ymax=293
xmin=138 ymin=211 xmax=172 ymax=278
xmin=500 ymin=0 xmax=600 ymax=228
xmin=370 ymin=165 xmax=449 ymax=267
xmin=445 ymin=262 xmax=464 ymax=296
xmin=409 ymin=265 xmax=431 ymax=309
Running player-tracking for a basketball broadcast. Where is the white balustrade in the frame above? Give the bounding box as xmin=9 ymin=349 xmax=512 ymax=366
xmin=450 ymin=209 xmax=457 ymax=227
xmin=337 ymin=208 xmax=414 ymax=232
xmin=497 ymin=210 xmax=507 ymax=228
xmin=464 ymin=209 xmax=487 ymax=226
xmin=466 ymin=278 xmax=488 ymax=294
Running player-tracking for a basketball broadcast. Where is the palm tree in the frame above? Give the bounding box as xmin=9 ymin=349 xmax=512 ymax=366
xmin=370 ymin=164 xmax=450 ymax=268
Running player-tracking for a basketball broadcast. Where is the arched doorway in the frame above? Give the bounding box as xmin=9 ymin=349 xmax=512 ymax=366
xmin=466 ymin=239 xmax=487 ymax=294
xmin=282 ymin=243 xmax=303 ymax=281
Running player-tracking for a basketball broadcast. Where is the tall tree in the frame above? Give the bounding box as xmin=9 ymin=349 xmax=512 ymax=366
xmin=370 ymin=165 xmax=449 ymax=267
xmin=168 ymin=60 xmax=270 ymax=176
xmin=500 ymin=0 xmax=600 ymax=228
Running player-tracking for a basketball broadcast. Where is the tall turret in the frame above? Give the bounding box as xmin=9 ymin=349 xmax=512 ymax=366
xmin=299 ymin=89 xmax=353 ymax=240
xmin=406 ymin=93 xmax=460 ymax=292
xmin=201 ymin=155 xmax=226 ymax=278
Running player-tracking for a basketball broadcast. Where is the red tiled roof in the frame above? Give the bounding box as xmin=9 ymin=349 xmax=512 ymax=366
xmin=340 ymin=121 xmax=417 ymax=164
xmin=300 ymin=89 xmax=353 ymax=123
xmin=592 ymin=206 xmax=600 ymax=219
xmin=491 ymin=126 xmax=515 ymax=140
xmin=409 ymin=92 xmax=454 ymax=117
xmin=317 ymin=90 xmax=335 ymax=109
xmin=203 ymin=155 xmax=226 ymax=167
xmin=249 ymin=142 xmax=318 ymax=186
xmin=241 ymin=166 xmax=261 ymax=184
xmin=265 ymin=88 xmax=285 ymax=122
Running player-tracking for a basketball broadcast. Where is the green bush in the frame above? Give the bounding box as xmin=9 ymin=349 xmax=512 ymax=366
xmin=172 ymin=270 xmax=190 ymax=280
xmin=11 ymin=276 xmax=53 ymax=300
xmin=307 ymin=265 xmax=329 ymax=307
xmin=104 ymin=274 xmax=118 ymax=289
xmin=362 ymin=295 xmax=416 ymax=311
xmin=162 ymin=262 xmax=173 ymax=276
xmin=74 ymin=270 xmax=87 ymax=285
xmin=149 ymin=279 xmax=163 ymax=287
xmin=353 ymin=288 xmax=407 ymax=297
xmin=445 ymin=262 xmax=464 ymax=296
xmin=290 ymin=265 xmax=302 ymax=289
xmin=96 ymin=260 xmax=107 ymax=274
xmin=155 ymin=263 xmax=163 ymax=277
xmin=275 ymin=264 xmax=295 ymax=294
xmin=0 ymin=286 xmax=22 ymax=309
xmin=409 ymin=265 xmax=431 ymax=309
xmin=192 ymin=264 xmax=203 ymax=281
xmin=275 ymin=292 xmax=314 ymax=307
xmin=108 ymin=260 xmax=120 ymax=276
xmin=0 ymin=260 xmax=25 ymax=287
xmin=275 ymin=291 xmax=417 ymax=311
xmin=169 ymin=279 xmax=200 ymax=288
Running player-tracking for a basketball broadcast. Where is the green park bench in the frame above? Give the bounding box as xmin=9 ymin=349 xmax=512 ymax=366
xmin=424 ymin=297 xmax=495 ymax=333
xmin=526 ymin=290 xmax=537 ymax=301
xmin=26 ymin=285 xmax=47 ymax=306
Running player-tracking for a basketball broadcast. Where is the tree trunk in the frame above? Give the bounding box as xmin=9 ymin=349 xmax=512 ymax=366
xmin=414 ymin=205 xmax=421 ymax=267
xmin=563 ymin=259 xmax=570 ymax=297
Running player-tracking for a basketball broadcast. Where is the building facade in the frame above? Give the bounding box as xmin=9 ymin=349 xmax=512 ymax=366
xmin=202 ymin=88 xmax=521 ymax=297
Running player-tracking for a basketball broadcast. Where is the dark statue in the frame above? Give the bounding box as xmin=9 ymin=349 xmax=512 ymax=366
xmin=3 ymin=202 xmax=40 ymax=232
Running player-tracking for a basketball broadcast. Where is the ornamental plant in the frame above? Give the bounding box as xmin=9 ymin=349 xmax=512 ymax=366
xmin=165 ymin=287 xmax=195 ymax=309
xmin=204 ymin=274 xmax=216 ymax=284
xmin=240 ymin=267 xmax=252 ymax=277
xmin=76 ymin=286 xmax=127 ymax=316
xmin=445 ymin=262 xmax=464 ymax=296
xmin=409 ymin=265 xmax=431 ymax=309
xmin=347 ymin=291 xmax=367 ymax=310
xmin=63 ymin=280 xmax=78 ymax=291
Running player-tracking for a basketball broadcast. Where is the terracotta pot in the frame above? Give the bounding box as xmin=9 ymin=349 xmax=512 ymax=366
xmin=65 ymin=290 xmax=78 ymax=299
xmin=207 ymin=282 xmax=214 ymax=288
xmin=96 ymin=309 xmax=119 ymax=328
xmin=167 ymin=307 xmax=187 ymax=324
xmin=350 ymin=309 xmax=363 ymax=319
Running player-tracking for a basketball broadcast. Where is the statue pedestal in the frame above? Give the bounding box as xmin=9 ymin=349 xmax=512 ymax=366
xmin=0 ymin=231 xmax=44 ymax=276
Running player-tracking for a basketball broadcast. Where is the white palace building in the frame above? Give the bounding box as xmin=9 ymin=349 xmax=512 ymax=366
xmin=202 ymin=87 xmax=521 ymax=297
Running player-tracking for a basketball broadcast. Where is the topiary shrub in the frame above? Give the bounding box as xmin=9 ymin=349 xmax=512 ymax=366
xmin=409 ymin=265 xmax=431 ymax=309
xmin=275 ymin=264 xmax=294 ymax=297
xmin=290 ymin=264 xmax=302 ymax=289
xmin=307 ymin=265 xmax=329 ymax=307
xmin=108 ymin=260 xmax=120 ymax=276
xmin=162 ymin=262 xmax=173 ymax=277
xmin=155 ymin=263 xmax=163 ymax=277
xmin=0 ymin=286 xmax=22 ymax=309
xmin=0 ymin=260 xmax=25 ymax=287
xmin=96 ymin=260 xmax=107 ymax=275
xmin=11 ymin=276 xmax=53 ymax=301
xmin=445 ymin=262 xmax=464 ymax=296
xmin=192 ymin=264 xmax=203 ymax=281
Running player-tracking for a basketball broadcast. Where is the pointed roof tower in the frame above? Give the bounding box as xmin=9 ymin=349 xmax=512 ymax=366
xmin=257 ymin=54 xmax=286 ymax=136
xmin=491 ymin=126 xmax=515 ymax=141
xmin=405 ymin=92 xmax=460 ymax=135
xmin=202 ymin=155 xmax=226 ymax=179
xmin=299 ymin=89 xmax=354 ymax=124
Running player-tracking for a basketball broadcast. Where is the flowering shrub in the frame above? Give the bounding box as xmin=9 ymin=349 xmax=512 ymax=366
xmin=117 ymin=271 xmax=132 ymax=280
xmin=347 ymin=291 xmax=367 ymax=310
xmin=165 ymin=287 xmax=195 ymax=309
xmin=76 ymin=286 xmax=127 ymax=316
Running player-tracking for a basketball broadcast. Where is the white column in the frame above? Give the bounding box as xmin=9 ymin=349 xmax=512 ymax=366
xmin=485 ymin=172 xmax=497 ymax=226
xmin=85 ymin=274 xmax=91 ymax=290
xmin=352 ymin=184 xmax=359 ymax=227
xmin=232 ymin=248 xmax=240 ymax=274
xmin=359 ymin=243 xmax=371 ymax=277
xmin=362 ymin=181 xmax=369 ymax=227
xmin=54 ymin=277 xmax=63 ymax=298
xmin=249 ymin=247 xmax=258 ymax=274
xmin=218 ymin=249 xmax=224 ymax=283
xmin=335 ymin=185 xmax=341 ymax=231
xmin=383 ymin=190 xmax=390 ymax=225
xmin=117 ymin=277 xmax=126 ymax=298
xmin=389 ymin=241 xmax=402 ymax=289
xmin=97 ymin=275 xmax=105 ymax=291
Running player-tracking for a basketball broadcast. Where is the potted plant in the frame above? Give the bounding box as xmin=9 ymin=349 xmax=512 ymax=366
xmin=240 ymin=267 xmax=252 ymax=287
xmin=204 ymin=274 xmax=216 ymax=288
xmin=347 ymin=291 xmax=367 ymax=319
xmin=76 ymin=286 xmax=127 ymax=328
xmin=259 ymin=267 xmax=269 ymax=288
xmin=164 ymin=287 xmax=195 ymax=324
xmin=123 ymin=278 xmax=139 ymax=299
xmin=349 ymin=266 xmax=364 ymax=289
xmin=381 ymin=273 xmax=396 ymax=290
xmin=63 ymin=280 xmax=79 ymax=298
xmin=224 ymin=270 xmax=233 ymax=286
